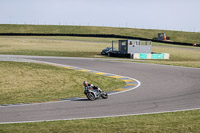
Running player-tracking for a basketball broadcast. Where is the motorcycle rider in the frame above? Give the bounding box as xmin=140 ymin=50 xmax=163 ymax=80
xmin=83 ymin=81 xmax=102 ymax=92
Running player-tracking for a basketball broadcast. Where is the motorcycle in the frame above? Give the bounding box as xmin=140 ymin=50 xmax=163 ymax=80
xmin=84 ymin=86 xmax=108 ymax=101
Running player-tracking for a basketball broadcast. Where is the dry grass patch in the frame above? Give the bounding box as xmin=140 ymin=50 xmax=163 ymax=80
xmin=0 ymin=36 xmax=116 ymax=57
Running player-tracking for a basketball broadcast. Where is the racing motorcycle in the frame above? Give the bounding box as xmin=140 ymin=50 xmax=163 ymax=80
xmin=84 ymin=86 xmax=108 ymax=101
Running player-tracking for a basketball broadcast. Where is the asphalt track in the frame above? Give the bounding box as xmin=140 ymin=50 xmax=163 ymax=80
xmin=0 ymin=55 xmax=200 ymax=124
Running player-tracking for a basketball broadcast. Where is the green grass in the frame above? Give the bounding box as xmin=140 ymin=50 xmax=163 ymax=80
xmin=0 ymin=61 xmax=125 ymax=105
xmin=0 ymin=36 xmax=116 ymax=58
xmin=153 ymin=42 xmax=200 ymax=49
xmin=0 ymin=24 xmax=200 ymax=44
xmin=0 ymin=36 xmax=121 ymax=43
xmin=0 ymin=109 xmax=200 ymax=133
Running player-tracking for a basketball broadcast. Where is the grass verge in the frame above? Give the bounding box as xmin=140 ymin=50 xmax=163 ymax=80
xmin=0 ymin=36 xmax=118 ymax=58
xmin=0 ymin=61 xmax=125 ymax=105
xmin=0 ymin=109 xmax=200 ymax=133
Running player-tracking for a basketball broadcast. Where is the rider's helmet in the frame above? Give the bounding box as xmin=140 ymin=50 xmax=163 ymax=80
xmin=83 ymin=81 xmax=88 ymax=87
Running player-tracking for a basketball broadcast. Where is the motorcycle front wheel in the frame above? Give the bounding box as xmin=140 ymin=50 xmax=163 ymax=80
xmin=86 ymin=92 xmax=96 ymax=101
xmin=101 ymin=92 xmax=108 ymax=99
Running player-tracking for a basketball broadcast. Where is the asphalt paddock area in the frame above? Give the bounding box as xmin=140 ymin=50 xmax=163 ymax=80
xmin=0 ymin=55 xmax=200 ymax=124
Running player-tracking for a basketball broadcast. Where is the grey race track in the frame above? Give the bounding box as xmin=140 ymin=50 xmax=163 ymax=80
xmin=0 ymin=55 xmax=200 ymax=124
